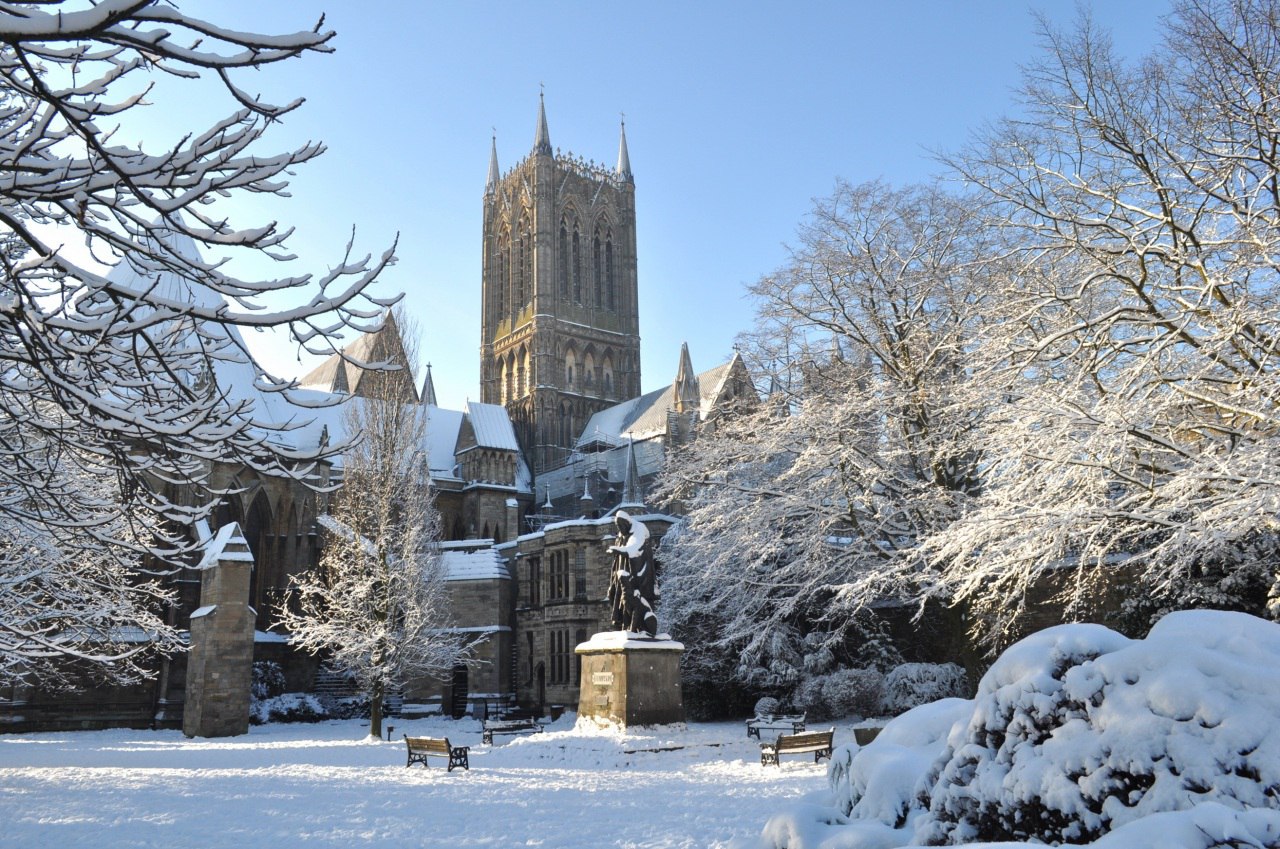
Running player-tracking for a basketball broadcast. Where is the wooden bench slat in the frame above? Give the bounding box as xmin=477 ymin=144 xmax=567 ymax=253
xmin=760 ymin=728 xmax=834 ymax=767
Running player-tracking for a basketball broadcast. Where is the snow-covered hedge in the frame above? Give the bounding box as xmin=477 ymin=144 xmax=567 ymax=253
xmin=793 ymin=668 xmax=884 ymax=720
xmin=760 ymin=610 xmax=1280 ymax=848
xmin=882 ymin=663 xmax=969 ymax=716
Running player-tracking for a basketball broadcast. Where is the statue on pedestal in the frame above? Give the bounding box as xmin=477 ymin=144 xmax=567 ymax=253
xmin=606 ymin=510 xmax=658 ymax=637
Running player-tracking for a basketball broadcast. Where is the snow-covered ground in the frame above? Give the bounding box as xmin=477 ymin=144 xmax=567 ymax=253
xmin=0 ymin=714 xmax=847 ymax=849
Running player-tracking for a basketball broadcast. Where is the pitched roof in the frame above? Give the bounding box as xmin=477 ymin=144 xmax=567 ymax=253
xmin=466 ymin=401 xmax=520 ymax=451
xmin=297 ymin=313 xmax=417 ymax=402
xmin=440 ymin=547 xmax=509 ymax=582
xmin=576 ymin=354 xmax=744 ymax=447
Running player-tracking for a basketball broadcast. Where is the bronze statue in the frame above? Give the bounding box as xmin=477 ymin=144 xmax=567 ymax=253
xmin=607 ymin=510 xmax=658 ymax=637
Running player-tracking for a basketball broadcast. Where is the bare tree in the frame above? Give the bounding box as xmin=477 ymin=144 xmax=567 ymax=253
xmin=934 ymin=0 xmax=1280 ymax=647
xmin=655 ymin=181 xmax=994 ymax=695
xmin=277 ymin=312 xmax=469 ymax=739
xmin=0 ymin=2 xmax=394 ymax=679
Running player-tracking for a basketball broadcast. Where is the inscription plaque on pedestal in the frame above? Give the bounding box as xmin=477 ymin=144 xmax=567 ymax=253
xmin=575 ymin=631 xmax=685 ymax=729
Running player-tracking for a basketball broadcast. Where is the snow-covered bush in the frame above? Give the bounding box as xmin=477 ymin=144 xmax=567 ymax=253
xmin=793 ymin=668 xmax=884 ymax=720
xmin=882 ymin=663 xmax=968 ymax=716
xmin=249 ymin=693 xmax=327 ymax=725
xmin=760 ymin=610 xmax=1280 ymax=848
xmin=754 ymin=696 xmax=782 ymax=717
xmin=251 ymin=662 xmax=287 ymax=702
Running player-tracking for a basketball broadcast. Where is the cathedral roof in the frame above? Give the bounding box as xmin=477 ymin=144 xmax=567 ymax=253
xmin=439 ymin=546 xmax=509 ymax=582
xmin=576 ymin=353 xmax=744 ymax=448
xmin=108 ymin=221 xmax=338 ymax=453
xmin=296 ymin=314 xmax=418 ymax=402
xmin=466 ymin=401 xmax=521 ymax=452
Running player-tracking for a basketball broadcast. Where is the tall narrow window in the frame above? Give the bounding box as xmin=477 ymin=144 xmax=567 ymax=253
xmin=605 ymin=237 xmax=615 ymax=311
xmin=572 ymin=227 xmax=582 ymax=302
xmin=497 ymin=232 xmax=509 ymax=319
xmin=592 ymin=229 xmax=602 ymax=307
xmin=574 ymin=549 xmax=587 ymax=600
xmin=516 ymin=235 xmax=525 ymax=316
xmin=518 ymin=215 xmax=532 ymax=311
xmin=558 ymin=223 xmax=568 ymax=298
xmin=529 ymin=556 xmax=541 ymax=607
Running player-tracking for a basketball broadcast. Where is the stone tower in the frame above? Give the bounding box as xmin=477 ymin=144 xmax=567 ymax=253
xmin=480 ymin=96 xmax=641 ymax=474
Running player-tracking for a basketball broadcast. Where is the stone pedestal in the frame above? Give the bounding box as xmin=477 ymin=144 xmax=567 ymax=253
xmin=184 ymin=523 xmax=256 ymax=738
xmin=575 ymin=632 xmax=684 ymax=729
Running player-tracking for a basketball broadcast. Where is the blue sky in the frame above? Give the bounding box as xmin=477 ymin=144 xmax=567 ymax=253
xmin=175 ymin=1 xmax=1170 ymax=409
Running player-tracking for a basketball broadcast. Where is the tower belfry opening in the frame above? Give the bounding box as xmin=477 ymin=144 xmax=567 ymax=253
xmin=480 ymin=98 xmax=641 ymax=475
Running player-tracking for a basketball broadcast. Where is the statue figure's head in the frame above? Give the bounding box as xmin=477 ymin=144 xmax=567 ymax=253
xmin=615 ymin=509 xmax=632 ymax=535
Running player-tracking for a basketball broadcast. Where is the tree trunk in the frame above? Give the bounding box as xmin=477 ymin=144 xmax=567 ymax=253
xmin=370 ymin=682 xmax=384 ymax=739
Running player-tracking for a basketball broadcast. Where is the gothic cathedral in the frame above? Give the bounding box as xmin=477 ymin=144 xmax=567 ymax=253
xmin=480 ymin=96 xmax=641 ymax=475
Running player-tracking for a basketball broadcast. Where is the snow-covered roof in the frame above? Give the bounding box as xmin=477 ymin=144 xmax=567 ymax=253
xmin=577 ymin=357 xmax=740 ymax=447
xmin=440 ymin=548 xmax=509 ymax=582
xmin=466 ymin=401 xmax=521 ymax=451
xmin=425 ymin=405 xmax=464 ymax=479
xmin=109 ymin=225 xmax=317 ymax=444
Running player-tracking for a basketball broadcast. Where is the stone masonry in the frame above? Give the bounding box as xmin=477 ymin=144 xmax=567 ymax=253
xmin=184 ymin=523 xmax=256 ymax=737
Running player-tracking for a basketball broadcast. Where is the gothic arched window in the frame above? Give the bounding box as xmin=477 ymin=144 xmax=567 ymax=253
xmin=516 ymin=212 xmax=531 ymax=317
xmin=605 ymin=235 xmax=615 ymax=311
xmin=497 ymin=229 xmax=509 ymax=320
xmin=592 ymin=227 xmax=602 ymax=307
xmin=572 ymin=226 xmax=582 ymax=303
xmin=558 ymin=222 xmax=569 ymax=298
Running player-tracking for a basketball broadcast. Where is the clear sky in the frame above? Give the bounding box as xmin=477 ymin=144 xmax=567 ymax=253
xmin=171 ymin=0 xmax=1171 ymax=409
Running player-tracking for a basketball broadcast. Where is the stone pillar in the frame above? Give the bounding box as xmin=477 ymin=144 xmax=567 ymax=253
xmin=183 ymin=522 xmax=256 ymax=738
xmin=575 ymin=632 xmax=684 ymax=729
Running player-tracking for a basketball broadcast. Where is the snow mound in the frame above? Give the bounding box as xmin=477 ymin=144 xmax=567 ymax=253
xmin=776 ymin=610 xmax=1280 ymax=848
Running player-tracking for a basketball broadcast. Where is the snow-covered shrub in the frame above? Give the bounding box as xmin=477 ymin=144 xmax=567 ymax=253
xmin=251 ymin=661 xmax=286 ymax=701
xmin=793 ymin=668 xmax=884 ymax=720
xmin=829 ymin=697 xmax=972 ymax=822
xmin=881 ymin=663 xmax=968 ymax=715
xmin=249 ymin=693 xmax=327 ymax=725
xmin=918 ymin=612 xmax=1280 ymax=845
xmin=754 ymin=696 xmax=781 ymax=717
xmin=761 ymin=610 xmax=1280 ymax=848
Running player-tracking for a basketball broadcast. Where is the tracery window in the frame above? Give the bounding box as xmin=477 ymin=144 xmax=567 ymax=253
xmin=572 ymin=226 xmax=582 ymax=302
xmin=558 ymin=222 xmax=569 ymax=298
xmin=592 ymin=227 xmax=602 ymax=307
xmin=605 ymin=236 xmax=615 ymax=311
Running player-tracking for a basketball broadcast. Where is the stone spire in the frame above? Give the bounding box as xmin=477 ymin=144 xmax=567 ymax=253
xmin=485 ymin=133 xmax=499 ymax=196
xmin=421 ymin=362 xmax=438 ymax=407
xmin=533 ymin=91 xmax=552 ymax=155
xmin=616 ymin=117 xmax=632 ymax=182
xmin=672 ymin=342 xmax=700 ymax=414
xmin=620 ymin=435 xmax=644 ymax=509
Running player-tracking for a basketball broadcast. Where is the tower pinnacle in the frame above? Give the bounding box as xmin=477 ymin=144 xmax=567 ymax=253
xmin=486 ymin=133 xmax=499 ymax=195
xmin=533 ymin=91 xmax=552 ymax=155
xmin=421 ymin=362 xmax=438 ymax=407
xmin=616 ymin=116 xmax=632 ymax=182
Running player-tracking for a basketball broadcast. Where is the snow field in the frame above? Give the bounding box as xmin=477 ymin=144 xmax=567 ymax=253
xmin=0 ymin=715 xmax=845 ymax=849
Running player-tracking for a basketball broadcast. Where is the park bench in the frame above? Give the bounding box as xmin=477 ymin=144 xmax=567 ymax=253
xmin=403 ymin=735 xmax=469 ymax=771
xmin=759 ymin=728 xmax=835 ymax=767
xmin=482 ymin=716 xmax=543 ymax=745
xmin=746 ymin=712 xmax=806 ymax=739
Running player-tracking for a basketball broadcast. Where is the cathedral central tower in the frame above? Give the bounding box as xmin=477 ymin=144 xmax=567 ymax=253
xmin=480 ymin=97 xmax=641 ymax=475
